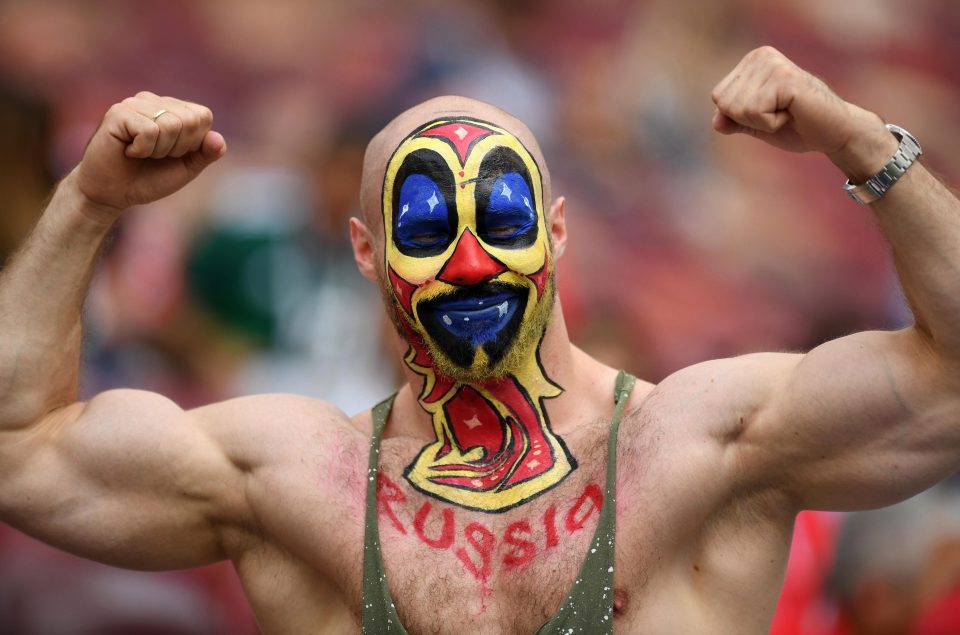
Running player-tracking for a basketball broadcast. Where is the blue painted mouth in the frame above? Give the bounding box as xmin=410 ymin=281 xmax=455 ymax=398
xmin=426 ymin=290 xmax=522 ymax=346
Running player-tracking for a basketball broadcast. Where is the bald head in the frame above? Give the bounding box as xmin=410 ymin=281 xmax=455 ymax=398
xmin=359 ymin=95 xmax=551 ymax=233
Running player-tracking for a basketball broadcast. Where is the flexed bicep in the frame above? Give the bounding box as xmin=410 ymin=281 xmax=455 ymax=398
xmin=737 ymin=328 xmax=960 ymax=512
xmin=0 ymin=389 xmax=249 ymax=570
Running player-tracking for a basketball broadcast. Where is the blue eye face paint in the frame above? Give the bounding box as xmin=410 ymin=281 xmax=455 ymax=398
xmin=396 ymin=174 xmax=449 ymax=250
xmin=474 ymin=146 xmax=539 ymax=249
xmin=482 ymin=172 xmax=536 ymax=244
xmin=391 ymin=149 xmax=457 ymax=257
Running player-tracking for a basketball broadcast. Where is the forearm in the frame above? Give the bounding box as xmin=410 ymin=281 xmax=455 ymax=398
xmin=0 ymin=170 xmax=118 ymax=430
xmin=830 ymin=116 xmax=960 ymax=360
xmin=874 ymin=167 xmax=960 ymax=354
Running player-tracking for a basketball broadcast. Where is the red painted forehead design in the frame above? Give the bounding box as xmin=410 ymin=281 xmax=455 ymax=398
xmin=417 ymin=121 xmax=497 ymax=166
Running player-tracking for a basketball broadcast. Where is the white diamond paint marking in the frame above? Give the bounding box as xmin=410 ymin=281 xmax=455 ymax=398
xmin=464 ymin=415 xmax=483 ymax=430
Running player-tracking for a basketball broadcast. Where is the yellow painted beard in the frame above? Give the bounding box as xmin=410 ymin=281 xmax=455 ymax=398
xmin=381 ymin=269 xmax=556 ymax=384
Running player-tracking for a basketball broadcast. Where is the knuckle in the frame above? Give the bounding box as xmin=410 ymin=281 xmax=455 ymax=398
xmin=179 ymin=111 xmax=200 ymax=130
xmin=770 ymin=62 xmax=791 ymax=79
xmin=195 ymin=106 xmax=213 ymax=125
xmin=757 ymin=45 xmax=780 ymax=58
xmin=135 ymin=90 xmax=156 ymax=99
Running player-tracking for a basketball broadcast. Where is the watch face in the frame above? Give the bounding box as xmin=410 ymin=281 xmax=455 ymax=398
xmin=885 ymin=124 xmax=922 ymax=156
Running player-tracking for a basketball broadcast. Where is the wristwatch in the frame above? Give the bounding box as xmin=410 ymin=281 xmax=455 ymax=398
xmin=843 ymin=124 xmax=922 ymax=204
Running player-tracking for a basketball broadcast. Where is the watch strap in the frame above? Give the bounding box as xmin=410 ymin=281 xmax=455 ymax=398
xmin=843 ymin=124 xmax=922 ymax=204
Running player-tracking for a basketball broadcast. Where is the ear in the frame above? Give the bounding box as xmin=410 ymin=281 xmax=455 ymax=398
xmin=350 ymin=217 xmax=379 ymax=282
xmin=548 ymin=196 xmax=568 ymax=260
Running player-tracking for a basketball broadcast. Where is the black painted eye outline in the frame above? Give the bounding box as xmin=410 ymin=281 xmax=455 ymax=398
xmin=483 ymin=173 xmax=537 ymax=241
xmin=474 ymin=147 xmax=539 ymax=248
xmin=396 ymin=174 xmax=450 ymax=250
xmin=392 ymin=149 xmax=458 ymax=257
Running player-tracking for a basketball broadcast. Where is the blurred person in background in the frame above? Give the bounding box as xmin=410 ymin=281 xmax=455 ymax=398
xmin=827 ymin=485 xmax=960 ymax=635
xmin=1 ymin=36 xmax=960 ymax=635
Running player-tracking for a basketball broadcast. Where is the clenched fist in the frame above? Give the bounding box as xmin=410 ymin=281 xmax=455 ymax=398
xmin=711 ymin=46 xmax=897 ymax=182
xmin=73 ymin=92 xmax=226 ymax=219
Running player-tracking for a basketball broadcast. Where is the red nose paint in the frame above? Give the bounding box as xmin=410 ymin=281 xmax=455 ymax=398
xmin=437 ymin=230 xmax=507 ymax=286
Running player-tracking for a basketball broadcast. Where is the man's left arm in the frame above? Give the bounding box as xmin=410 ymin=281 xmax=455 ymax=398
xmin=711 ymin=46 xmax=960 ymax=511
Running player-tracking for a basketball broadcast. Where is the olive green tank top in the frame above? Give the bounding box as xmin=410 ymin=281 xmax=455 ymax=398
xmin=362 ymin=370 xmax=636 ymax=634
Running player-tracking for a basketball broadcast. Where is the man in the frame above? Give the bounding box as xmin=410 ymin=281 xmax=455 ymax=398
xmin=0 ymin=46 xmax=957 ymax=634
xmin=827 ymin=485 xmax=960 ymax=634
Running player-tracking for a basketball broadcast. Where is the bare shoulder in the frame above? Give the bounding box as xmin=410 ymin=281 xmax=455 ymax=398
xmin=198 ymin=393 xmax=377 ymax=557
xmin=634 ymin=351 xmax=801 ymax=441
xmin=190 ymin=393 xmax=363 ymax=472
xmin=612 ymin=355 xmax=808 ymax=625
xmin=614 ymin=351 xmax=803 ymax=520
xmin=613 ymin=355 xmax=802 ymax=571
xmin=191 ymin=393 xmax=382 ymax=608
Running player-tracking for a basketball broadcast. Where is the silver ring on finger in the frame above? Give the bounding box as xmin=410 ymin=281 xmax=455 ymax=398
xmin=151 ymin=109 xmax=169 ymax=122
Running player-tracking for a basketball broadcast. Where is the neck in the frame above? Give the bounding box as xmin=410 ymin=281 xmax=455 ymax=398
xmin=391 ymin=299 xmax=578 ymax=512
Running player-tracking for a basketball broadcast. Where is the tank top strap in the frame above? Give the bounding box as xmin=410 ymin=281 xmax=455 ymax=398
xmin=361 ymin=392 xmax=408 ymax=634
xmin=535 ymin=369 xmax=636 ymax=634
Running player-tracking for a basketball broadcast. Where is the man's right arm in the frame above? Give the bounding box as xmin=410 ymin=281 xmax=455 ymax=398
xmin=0 ymin=93 xmax=256 ymax=569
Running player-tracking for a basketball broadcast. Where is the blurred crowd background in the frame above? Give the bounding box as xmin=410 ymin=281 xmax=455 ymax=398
xmin=1 ymin=0 xmax=959 ymax=633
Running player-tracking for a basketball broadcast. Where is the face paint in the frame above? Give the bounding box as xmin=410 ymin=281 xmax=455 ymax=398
xmin=382 ymin=117 xmax=575 ymax=512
